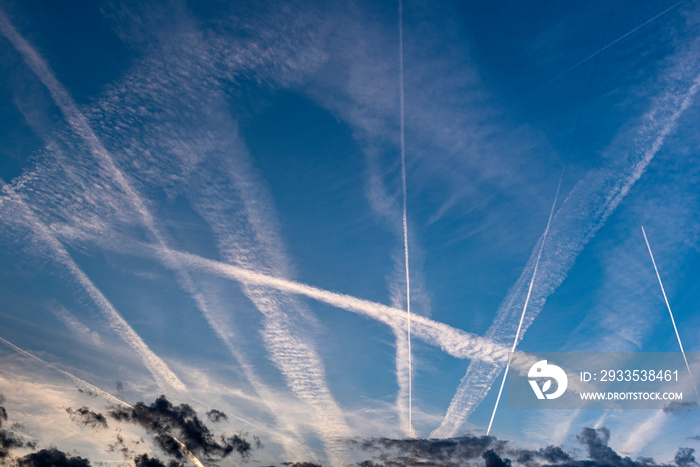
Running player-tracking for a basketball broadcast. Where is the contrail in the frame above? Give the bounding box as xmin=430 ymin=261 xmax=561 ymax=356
xmin=641 ymin=225 xmax=699 ymax=403
xmin=133 ymin=243 xmax=509 ymax=363
xmin=0 ymin=7 xmax=348 ymax=461
xmin=433 ymin=66 xmax=700 ymax=438
xmin=0 ymin=179 xmax=187 ymax=393
xmin=398 ymin=0 xmax=413 ymax=437
xmin=541 ymin=0 xmax=687 ymax=88
xmin=486 ymin=179 xmax=560 ymax=436
xmin=0 ymin=336 xmax=204 ymax=467
xmin=0 ymin=6 xmax=189 ymax=393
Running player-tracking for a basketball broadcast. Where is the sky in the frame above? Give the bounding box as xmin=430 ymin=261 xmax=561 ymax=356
xmin=0 ymin=0 xmax=699 ymax=466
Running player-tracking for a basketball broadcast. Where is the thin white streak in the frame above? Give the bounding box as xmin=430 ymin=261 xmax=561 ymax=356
xmin=542 ymin=0 xmax=686 ymax=87
xmin=0 ymin=179 xmax=186 ymax=393
xmin=641 ymin=225 xmax=699 ymax=403
xmin=486 ymin=180 xmax=560 ymax=436
xmin=0 ymin=336 xmax=128 ymax=408
xmin=0 ymin=336 xmax=204 ymax=467
xmin=398 ymin=0 xmax=413 ymax=437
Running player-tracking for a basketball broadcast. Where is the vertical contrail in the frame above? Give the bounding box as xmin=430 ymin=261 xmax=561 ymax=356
xmin=0 ymin=336 xmax=204 ymax=467
xmin=641 ymin=226 xmax=699 ymax=403
xmin=485 ymin=180 xmax=561 ymax=436
xmin=398 ymin=0 xmax=413 ymax=437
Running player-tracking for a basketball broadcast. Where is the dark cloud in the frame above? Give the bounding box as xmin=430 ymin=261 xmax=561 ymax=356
xmin=107 ymin=433 xmax=132 ymax=460
xmin=66 ymin=407 xmax=108 ymax=430
xmin=116 ymin=381 xmax=124 ymax=392
xmin=0 ymin=406 xmax=7 ymax=428
xmin=206 ymin=409 xmax=228 ymax=423
xmin=664 ymin=401 xmax=699 ymax=414
xmin=76 ymin=389 xmax=98 ymax=398
xmin=350 ymin=435 xmax=505 ymax=466
xmin=16 ymin=448 xmax=91 ymax=467
xmin=483 ymin=449 xmax=511 ymax=467
xmin=133 ymin=453 xmax=183 ymax=467
xmin=674 ymin=448 xmax=696 ymax=467
xmin=108 ymin=395 xmax=257 ymax=461
xmin=0 ymin=429 xmax=25 ymax=459
xmin=352 ymin=427 xmax=698 ymax=467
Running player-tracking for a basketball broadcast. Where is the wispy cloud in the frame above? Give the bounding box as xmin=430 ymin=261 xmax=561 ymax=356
xmin=50 ymin=306 xmax=102 ymax=348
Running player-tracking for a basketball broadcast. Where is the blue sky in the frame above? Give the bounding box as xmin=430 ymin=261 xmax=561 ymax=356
xmin=0 ymin=0 xmax=699 ymax=465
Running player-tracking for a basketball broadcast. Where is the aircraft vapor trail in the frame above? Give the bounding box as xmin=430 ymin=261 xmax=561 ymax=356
xmin=432 ymin=64 xmax=700 ymax=438
xmin=542 ymin=0 xmax=687 ymax=88
xmin=0 ymin=336 xmax=205 ymax=467
xmin=397 ymin=0 xmax=413 ymax=437
xmin=641 ymin=226 xmax=699 ymax=403
xmin=0 ymin=6 xmax=347 ymax=461
xmin=0 ymin=7 xmax=187 ymax=393
xmin=0 ymin=179 xmax=186 ymax=394
xmin=485 ymin=180 xmax=560 ymax=436
xmin=140 ymin=244 xmax=509 ymax=363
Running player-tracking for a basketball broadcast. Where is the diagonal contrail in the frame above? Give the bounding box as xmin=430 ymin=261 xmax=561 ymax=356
xmin=485 ymin=179 xmax=561 ymax=436
xmin=641 ymin=225 xmax=699 ymax=403
xmin=0 ymin=7 xmax=309 ymax=455
xmin=432 ymin=66 xmax=700 ymax=438
xmin=0 ymin=179 xmax=186 ymax=393
xmin=0 ymin=336 xmax=204 ymax=467
xmin=0 ymin=7 xmax=352 ymax=461
xmin=0 ymin=5 xmax=188 ymax=393
xmin=398 ymin=0 xmax=413 ymax=437
xmin=541 ymin=0 xmax=687 ymax=88
xmin=131 ymin=243 xmax=510 ymax=363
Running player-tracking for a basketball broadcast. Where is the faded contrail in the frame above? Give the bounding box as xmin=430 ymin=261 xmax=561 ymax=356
xmin=398 ymin=0 xmax=413 ymax=437
xmin=542 ymin=0 xmax=687 ymax=87
xmin=641 ymin=226 xmax=699 ymax=403
xmin=0 ymin=179 xmax=186 ymax=393
xmin=485 ymin=180 xmax=560 ymax=436
xmin=0 ymin=336 xmax=204 ymax=467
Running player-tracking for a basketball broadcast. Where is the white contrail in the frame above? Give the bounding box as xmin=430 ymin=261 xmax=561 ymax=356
xmin=0 ymin=336 xmax=204 ymax=467
xmin=0 ymin=179 xmax=187 ymax=393
xmin=433 ymin=68 xmax=700 ymax=438
xmin=641 ymin=225 xmax=699 ymax=403
xmin=134 ymin=243 xmax=509 ymax=363
xmin=398 ymin=0 xmax=413 ymax=437
xmin=0 ymin=6 xmax=190 ymax=394
xmin=0 ymin=7 xmax=349 ymax=461
xmin=486 ymin=180 xmax=560 ymax=436
xmin=0 ymin=10 xmax=309 ymax=455
xmin=542 ymin=0 xmax=686 ymax=87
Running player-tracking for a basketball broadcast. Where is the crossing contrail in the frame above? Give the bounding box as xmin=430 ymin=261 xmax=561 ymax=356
xmin=0 ymin=179 xmax=187 ymax=393
xmin=0 ymin=7 xmax=349 ymax=461
xmin=398 ymin=0 xmax=413 ymax=437
xmin=641 ymin=225 xmax=699 ymax=403
xmin=486 ymin=180 xmax=561 ymax=436
xmin=131 ymin=243 xmax=509 ymax=363
xmin=0 ymin=6 xmax=190 ymax=393
xmin=432 ymin=61 xmax=700 ymax=438
xmin=0 ymin=336 xmax=204 ymax=467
